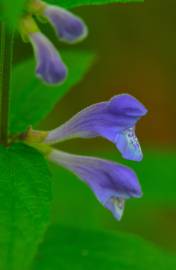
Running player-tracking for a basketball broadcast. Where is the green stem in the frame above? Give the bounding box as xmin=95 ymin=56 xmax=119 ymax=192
xmin=0 ymin=23 xmax=14 ymax=145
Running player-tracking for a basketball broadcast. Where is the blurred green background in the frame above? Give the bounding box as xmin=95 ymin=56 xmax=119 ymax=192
xmin=14 ymin=0 xmax=176 ymax=253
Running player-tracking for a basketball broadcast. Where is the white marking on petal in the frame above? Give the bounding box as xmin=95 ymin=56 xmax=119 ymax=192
xmin=115 ymin=127 xmax=143 ymax=161
xmin=125 ymin=127 xmax=141 ymax=151
xmin=111 ymin=197 xmax=125 ymax=220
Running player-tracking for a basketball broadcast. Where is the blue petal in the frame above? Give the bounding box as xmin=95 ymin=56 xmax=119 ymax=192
xmin=45 ymin=94 xmax=147 ymax=161
xmin=44 ymin=5 xmax=88 ymax=43
xmin=29 ymin=32 xmax=67 ymax=84
xmin=49 ymin=149 xmax=142 ymax=220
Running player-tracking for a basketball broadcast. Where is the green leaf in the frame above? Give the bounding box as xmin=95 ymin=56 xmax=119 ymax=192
xmin=0 ymin=143 xmax=52 ymax=270
xmin=33 ymin=225 xmax=176 ymax=270
xmin=1 ymin=0 xmax=26 ymax=27
xmin=10 ymin=50 xmax=94 ymax=134
xmin=46 ymin=0 xmax=144 ymax=9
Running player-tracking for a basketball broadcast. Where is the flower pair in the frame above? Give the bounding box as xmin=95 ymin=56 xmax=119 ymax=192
xmin=20 ymin=0 xmax=88 ymax=84
xmin=24 ymin=94 xmax=147 ymax=220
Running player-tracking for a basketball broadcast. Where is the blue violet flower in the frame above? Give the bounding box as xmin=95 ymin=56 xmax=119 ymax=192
xmin=24 ymin=94 xmax=147 ymax=220
xmin=20 ymin=0 xmax=88 ymax=84
xmin=29 ymin=32 xmax=67 ymax=84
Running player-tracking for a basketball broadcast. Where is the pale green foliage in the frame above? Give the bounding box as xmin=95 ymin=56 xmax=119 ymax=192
xmin=0 ymin=143 xmax=52 ymax=270
xmin=46 ymin=0 xmax=144 ymax=9
xmin=33 ymin=225 xmax=176 ymax=270
xmin=46 ymin=0 xmax=144 ymax=8
xmin=0 ymin=0 xmax=26 ymax=26
xmin=10 ymin=50 xmax=94 ymax=134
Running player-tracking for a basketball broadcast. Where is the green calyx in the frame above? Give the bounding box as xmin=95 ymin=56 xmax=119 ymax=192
xmin=20 ymin=126 xmax=52 ymax=156
xmin=20 ymin=1 xmax=48 ymax=41
xmin=25 ymin=142 xmax=53 ymax=156
xmin=26 ymin=0 xmax=46 ymax=16
xmin=21 ymin=126 xmax=48 ymax=143
xmin=19 ymin=15 xmax=40 ymax=41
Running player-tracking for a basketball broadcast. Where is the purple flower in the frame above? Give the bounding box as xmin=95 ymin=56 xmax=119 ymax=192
xmin=45 ymin=94 xmax=147 ymax=161
xmin=48 ymin=149 xmax=142 ymax=220
xmin=25 ymin=94 xmax=147 ymax=220
xmin=20 ymin=2 xmax=88 ymax=84
xmin=29 ymin=32 xmax=67 ymax=84
xmin=44 ymin=5 xmax=88 ymax=43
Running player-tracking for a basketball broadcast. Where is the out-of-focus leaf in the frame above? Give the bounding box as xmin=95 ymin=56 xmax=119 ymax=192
xmin=46 ymin=0 xmax=144 ymax=9
xmin=50 ymin=163 xmax=102 ymax=228
xmin=0 ymin=0 xmax=25 ymax=27
xmin=33 ymin=225 xmax=176 ymax=270
xmin=0 ymin=143 xmax=52 ymax=270
xmin=10 ymin=50 xmax=94 ymax=134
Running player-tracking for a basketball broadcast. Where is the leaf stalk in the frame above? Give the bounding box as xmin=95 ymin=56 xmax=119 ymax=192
xmin=0 ymin=23 xmax=14 ymax=145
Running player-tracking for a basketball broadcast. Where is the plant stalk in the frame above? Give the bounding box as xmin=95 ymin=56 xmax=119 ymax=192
xmin=0 ymin=23 xmax=14 ymax=145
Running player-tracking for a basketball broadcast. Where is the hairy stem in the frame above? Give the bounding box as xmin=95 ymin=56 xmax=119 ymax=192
xmin=0 ymin=23 xmax=14 ymax=145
